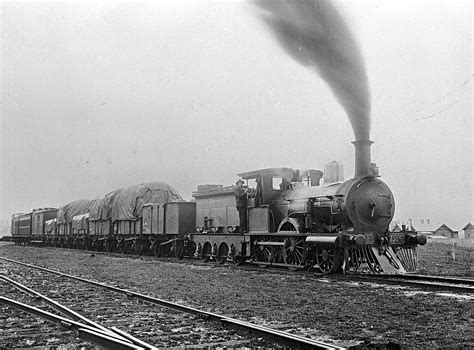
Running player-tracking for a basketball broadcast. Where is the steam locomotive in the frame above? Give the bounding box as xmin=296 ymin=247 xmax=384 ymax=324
xmin=10 ymin=140 xmax=426 ymax=274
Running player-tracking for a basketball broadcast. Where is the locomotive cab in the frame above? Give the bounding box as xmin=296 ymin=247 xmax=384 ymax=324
xmin=236 ymin=168 xmax=323 ymax=233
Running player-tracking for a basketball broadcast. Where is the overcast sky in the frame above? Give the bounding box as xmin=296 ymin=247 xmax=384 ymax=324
xmin=1 ymin=0 xmax=472 ymax=231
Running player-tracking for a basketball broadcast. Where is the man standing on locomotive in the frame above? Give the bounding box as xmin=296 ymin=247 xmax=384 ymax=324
xmin=234 ymin=179 xmax=248 ymax=233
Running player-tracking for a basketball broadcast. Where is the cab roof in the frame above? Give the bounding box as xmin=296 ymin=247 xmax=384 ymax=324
xmin=237 ymin=167 xmax=294 ymax=181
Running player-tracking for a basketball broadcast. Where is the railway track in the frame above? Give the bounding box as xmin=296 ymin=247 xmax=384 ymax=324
xmin=6 ymin=242 xmax=473 ymax=293
xmin=95 ymin=247 xmax=474 ymax=294
xmin=331 ymin=273 xmax=474 ymax=293
xmin=0 ymin=256 xmax=346 ymax=349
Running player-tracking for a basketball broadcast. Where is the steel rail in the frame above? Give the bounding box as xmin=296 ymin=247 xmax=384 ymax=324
xmin=0 ymin=297 xmax=144 ymax=350
xmin=333 ymin=274 xmax=474 ymax=293
xmin=0 ymin=275 xmax=159 ymax=349
xmin=0 ymin=275 xmax=127 ymax=340
xmin=375 ymin=274 xmax=474 ymax=286
xmin=0 ymin=256 xmax=345 ymax=350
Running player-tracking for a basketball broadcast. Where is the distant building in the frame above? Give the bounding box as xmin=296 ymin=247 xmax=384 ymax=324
xmin=433 ymin=224 xmax=458 ymax=239
xmin=462 ymin=223 xmax=474 ymax=239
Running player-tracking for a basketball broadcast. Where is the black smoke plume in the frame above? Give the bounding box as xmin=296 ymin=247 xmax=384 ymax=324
xmin=254 ymin=0 xmax=371 ymax=141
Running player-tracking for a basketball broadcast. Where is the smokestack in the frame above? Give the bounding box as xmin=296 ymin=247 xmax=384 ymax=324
xmin=352 ymin=140 xmax=373 ymax=178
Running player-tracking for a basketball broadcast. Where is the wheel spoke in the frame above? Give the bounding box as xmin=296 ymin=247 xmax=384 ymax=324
xmin=282 ymin=236 xmax=306 ymax=270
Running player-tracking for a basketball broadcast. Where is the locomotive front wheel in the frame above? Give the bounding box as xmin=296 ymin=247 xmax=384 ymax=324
xmin=315 ymin=246 xmax=342 ymax=274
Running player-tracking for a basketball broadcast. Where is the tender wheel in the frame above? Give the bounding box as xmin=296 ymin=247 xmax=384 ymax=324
xmin=197 ymin=243 xmax=202 ymax=259
xmin=202 ymin=242 xmax=212 ymax=262
xmin=315 ymin=246 xmax=342 ymax=274
xmin=217 ymin=243 xmax=229 ymax=264
xmin=283 ymin=237 xmax=307 ymax=270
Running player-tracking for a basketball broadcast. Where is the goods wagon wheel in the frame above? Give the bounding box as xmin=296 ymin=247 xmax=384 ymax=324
xmin=92 ymin=239 xmax=102 ymax=252
xmin=186 ymin=241 xmax=196 ymax=259
xmin=217 ymin=243 xmax=229 ymax=264
xmin=315 ymin=246 xmax=342 ymax=274
xmin=119 ymin=240 xmax=128 ymax=254
xmin=175 ymin=240 xmax=185 ymax=260
xmin=283 ymin=236 xmax=307 ymax=271
xmin=132 ymin=239 xmax=147 ymax=255
xmin=152 ymin=243 xmax=161 ymax=257
xmin=81 ymin=238 xmax=86 ymax=250
xmin=106 ymin=239 xmax=117 ymax=253
xmin=137 ymin=239 xmax=150 ymax=256
xmin=202 ymin=242 xmax=212 ymax=262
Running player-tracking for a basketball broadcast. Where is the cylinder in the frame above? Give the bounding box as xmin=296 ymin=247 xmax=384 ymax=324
xmin=352 ymin=140 xmax=374 ymax=178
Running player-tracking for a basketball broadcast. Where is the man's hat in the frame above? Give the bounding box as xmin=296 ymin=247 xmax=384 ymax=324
xmin=236 ymin=179 xmax=244 ymax=185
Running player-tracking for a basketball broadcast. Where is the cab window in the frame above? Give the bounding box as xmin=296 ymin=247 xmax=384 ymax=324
xmin=272 ymin=176 xmax=283 ymax=190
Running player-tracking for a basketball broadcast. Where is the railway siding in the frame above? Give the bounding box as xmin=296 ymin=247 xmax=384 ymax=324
xmin=1 ymin=243 xmax=473 ymax=349
xmin=1 ymin=260 xmax=272 ymax=349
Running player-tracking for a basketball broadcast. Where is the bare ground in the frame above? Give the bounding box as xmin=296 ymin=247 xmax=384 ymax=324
xmin=0 ymin=241 xmax=472 ymax=349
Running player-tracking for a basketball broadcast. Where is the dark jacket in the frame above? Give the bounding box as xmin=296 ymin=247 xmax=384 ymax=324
xmin=234 ymin=187 xmax=247 ymax=208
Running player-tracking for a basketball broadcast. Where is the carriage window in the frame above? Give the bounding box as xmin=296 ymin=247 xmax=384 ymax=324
xmin=272 ymin=176 xmax=283 ymax=190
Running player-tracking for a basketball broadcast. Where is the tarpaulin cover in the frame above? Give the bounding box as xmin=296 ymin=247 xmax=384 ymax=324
xmin=88 ymin=198 xmax=105 ymax=221
xmin=72 ymin=213 xmax=89 ymax=230
xmin=111 ymin=182 xmax=182 ymax=222
xmin=102 ymin=189 xmax=121 ymax=221
xmin=57 ymin=199 xmax=92 ymax=224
